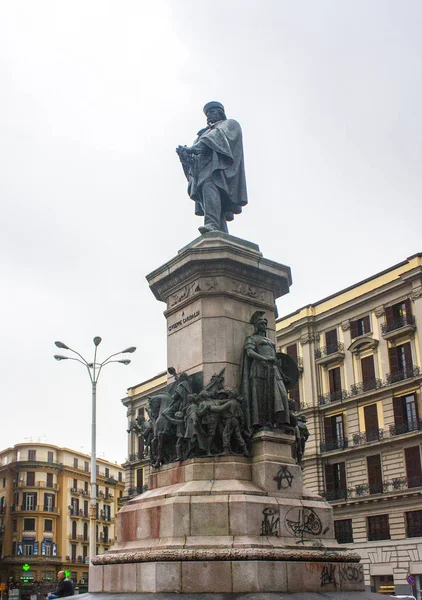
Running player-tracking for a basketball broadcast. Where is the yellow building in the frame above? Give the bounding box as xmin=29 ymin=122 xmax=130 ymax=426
xmin=277 ymin=252 xmax=422 ymax=595
xmin=0 ymin=442 xmax=124 ymax=595
xmin=121 ymin=253 xmax=422 ymax=594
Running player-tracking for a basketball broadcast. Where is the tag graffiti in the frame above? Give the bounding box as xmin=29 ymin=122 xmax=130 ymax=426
xmin=260 ymin=506 xmax=280 ymax=537
xmin=274 ymin=465 xmax=293 ymax=489
xmin=321 ymin=564 xmax=337 ymax=587
xmin=339 ymin=564 xmax=364 ymax=584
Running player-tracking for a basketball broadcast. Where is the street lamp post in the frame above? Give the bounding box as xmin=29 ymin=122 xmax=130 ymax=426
xmin=54 ymin=337 xmax=136 ymax=563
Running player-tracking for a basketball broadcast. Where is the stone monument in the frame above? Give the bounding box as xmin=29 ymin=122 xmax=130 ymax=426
xmin=88 ymin=103 xmax=365 ymax=595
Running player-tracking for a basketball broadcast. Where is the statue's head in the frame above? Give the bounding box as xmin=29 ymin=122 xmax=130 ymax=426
xmin=179 ymin=372 xmax=189 ymax=382
xmin=203 ymin=101 xmax=226 ymax=125
xmin=250 ymin=311 xmax=268 ymax=335
xmin=175 ymin=411 xmax=184 ymax=419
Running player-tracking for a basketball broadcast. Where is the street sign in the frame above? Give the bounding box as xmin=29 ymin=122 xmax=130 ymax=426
xmin=407 ymin=574 xmax=416 ymax=585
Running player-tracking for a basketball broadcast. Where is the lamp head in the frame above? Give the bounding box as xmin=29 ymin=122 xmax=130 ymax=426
xmin=54 ymin=355 xmax=68 ymax=361
xmin=54 ymin=341 xmax=69 ymax=350
xmin=93 ymin=337 xmax=102 ymax=347
xmin=121 ymin=346 xmax=136 ymax=354
xmin=118 ymin=359 xmax=131 ymax=365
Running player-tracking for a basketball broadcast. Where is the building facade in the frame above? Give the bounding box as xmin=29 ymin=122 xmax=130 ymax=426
xmin=120 ymin=253 xmax=422 ymax=595
xmin=0 ymin=442 xmax=124 ymax=596
xmin=277 ymin=253 xmax=422 ymax=595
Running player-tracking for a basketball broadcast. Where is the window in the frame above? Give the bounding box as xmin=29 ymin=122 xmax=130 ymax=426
xmin=285 ymin=344 xmax=300 ymax=405
xmin=136 ymin=469 xmax=143 ymax=492
xmin=44 ymin=540 xmax=53 ymax=556
xmin=364 ymin=404 xmax=380 ymax=442
xmin=73 ymin=478 xmax=77 ymax=490
xmin=12 ymin=541 xmax=16 ymax=555
xmin=334 ymin=519 xmax=353 ymax=544
xmin=392 ymin=393 xmax=420 ymax=435
xmin=72 ymin=520 xmax=77 ymax=539
xmin=350 ymin=315 xmax=371 ymax=338
xmin=406 ymin=510 xmax=422 ymax=537
xmin=388 ymin=342 xmax=413 ymax=381
xmin=26 ymin=472 xmax=35 ymax=486
xmin=137 ymin=407 xmax=145 ymax=419
xmin=42 ymin=571 xmax=55 ymax=582
xmin=105 ymin=467 xmax=110 ymax=478
xmin=83 ymin=522 xmax=88 ymax=541
xmin=323 ymin=414 xmax=346 ymax=451
xmin=84 ymin=500 xmax=89 ymax=517
xmin=73 ymin=458 xmax=79 ymax=469
xmin=325 ymin=462 xmax=347 ymax=500
xmin=405 ymin=446 xmax=422 ymax=488
xmin=84 ymin=461 xmax=89 ymax=472
xmin=23 ymin=540 xmax=35 ymax=555
xmin=105 ymin=487 xmax=109 ymax=497
xmin=23 ymin=518 xmax=35 ymax=531
xmin=2 ymin=478 xmax=6 ymax=488
xmin=367 ymin=455 xmax=383 ymax=494
xmin=12 ymin=519 xmax=17 ymax=532
xmin=28 ymin=449 xmax=36 ymax=461
xmin=23 ymin=492 xmax=36 ymax=510
xmin=385 ymin=299 xmax=413 ymax=332
xmin=71 ymin=498 xmax=79 ymax=515
xmin=325 ymin=329 xmax=338 ymax=354
xmin=328 ymin=367 xmax=343 ymax=401
xmin=103 ymin=526 xmax=109 ymax=543
xmin=47 ymin=451 xmax=54 ymax=463
xmin=360 ymin=355 xmax=376 ymax=390
xmin=44 ymin=493 xmax=54 ymax=511
xmin=83 ymin=545 xmax=88 ymax=560
xmin=46 ymin=473 xmax=53 ymax=488
xmin=367 ymin=514 xmax=390 ymax=541
xmin=71 ymin=544 xmax=77 ymax=561
xmin=44 ymin=519 xmax=53 ymax=532
xmin=118 ymin=472 xmax=122 ymax=482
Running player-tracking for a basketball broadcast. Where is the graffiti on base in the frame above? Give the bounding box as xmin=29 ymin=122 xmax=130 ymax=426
xmin=285 ymin=507 xmax=323 ymax=539
xmin=274 ymin=465 xmax=293 ymax=489
xmin=338 ymin=564 xmax=364 ymax=584
xmin=260 ymin=506 xmax=280 ymax=537
xmin=320 ymin=564 xmax=337 ymax=587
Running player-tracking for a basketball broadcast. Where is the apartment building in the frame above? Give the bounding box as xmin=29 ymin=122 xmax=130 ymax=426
xmin=277 ymin=253 xmax=422 ymax=595
xmin=0 ymin=443 xmax=124 ymax=596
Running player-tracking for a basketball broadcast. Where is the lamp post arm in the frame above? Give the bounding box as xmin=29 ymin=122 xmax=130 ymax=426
xmin=65 ymin=346 xmax=90 ymax=367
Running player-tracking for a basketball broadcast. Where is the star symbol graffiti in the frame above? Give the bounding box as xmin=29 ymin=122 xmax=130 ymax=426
xmin=274 ymin=465 xmax=294 ymax=489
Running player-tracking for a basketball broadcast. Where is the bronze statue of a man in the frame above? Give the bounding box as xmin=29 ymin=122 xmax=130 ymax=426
xmin=176 ymin=101 xmax=248 ymax=235
xmin=241 ymin=311 xmax=298 ymax=433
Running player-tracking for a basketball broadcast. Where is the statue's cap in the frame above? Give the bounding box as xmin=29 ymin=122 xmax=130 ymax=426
xmin=250 ymin=311 xmax=267 ymax=325
xmin=203 ymin=101 xmax=225 ymax=115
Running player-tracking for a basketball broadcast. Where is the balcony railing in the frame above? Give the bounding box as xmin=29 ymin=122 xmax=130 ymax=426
xmin=128 ymin=452 xmax=144 ymax=463
xmin=37 ymin=481 xmax=58 ymax=490
xmin=386 ymin=366 xmax=421 ymax=385
xmin=69 ymin=508 xmax=89 ymax=518
xmin=320 ymin=438 xmax=349 ymax=453
xmin=13 ymin=505 xmax=59 ymax=513
xmin=390 ymin=419 xmax=422 ymax=436
xmin=315 ymin=342 xmax=344 ymax=360
xmin=381 ymin=315 xmax=416 ymax=335
xmin=318 ymin=389 xmax=349 ymax=405
xmin=352 ymin=429 xmax=384 ymax=445
xmin=325 ymin=475 xmax=422 ymax=502
xmin=128 ymin=486 xmax=145 ymax=496
xmin=0 ymin=506 xmax=5 ymax=514
xmin=350 ymin=378 xmax=383 ymax=395
xmin=68 ymin=533 xmax=84 ymax=541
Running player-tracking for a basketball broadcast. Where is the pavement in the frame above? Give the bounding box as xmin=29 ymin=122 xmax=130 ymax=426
xmin=70 ymin=592 xmax=386 ymax=600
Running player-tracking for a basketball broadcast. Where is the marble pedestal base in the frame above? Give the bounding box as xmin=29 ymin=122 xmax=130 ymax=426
xmin=90 ymin=433 xmax=364 ymax=593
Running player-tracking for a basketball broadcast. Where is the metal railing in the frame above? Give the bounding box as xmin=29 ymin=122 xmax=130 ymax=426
xmin=128 ymin=452 xmax=144 ymax=462
xmin=13 ymin=505 xmax=59 ymax=513
xmin=390 ymin=419 xmax=422 ymax=436
xmin=318 ymin=389 xmax=349 ymax=405
xmin=381 ymin=314 xmax=416 ymax=335
xmin=315 ymin=342 xmax=344 ymax=359
xmin=350 ymin=378 xmax=383 ymax=395
xmin=325 ymin=475 xmax=422 ymax=502
xmin=128 ymin=486 xmax=145 ymax=496
xmin=320 ymin=438 xmax=349 ymax=453
xmin=352 ymin=429 xmax=384 ymax=445
xmin=386 ymin=366 xmax=421 ymax=385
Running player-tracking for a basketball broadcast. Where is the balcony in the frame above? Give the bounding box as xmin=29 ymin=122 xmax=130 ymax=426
xmin=68 ymin=533 xmax=84 ymax=541
xmin=350 ymin=378 xmax=383 ymax=396
xmin=325 ymin=475 xmax=422 ymax=502
xmin=390 ymin=419 xmax=422 ymax=436
xmin=381 ymin=315 xmax=416 ymax=339
xmin=320 ymin=438 xmax=349 ymax=453
xmin=37 ymin=481 xmax=58 ymax=490
xmin=352 ymin=429 xmax=384 ymax=445
xmin=99 ymin=510 xmax=111 ymax=522
xmin=314 ymin=342 xmax=345 ymax=366
xmin=128 ymin=486 xmax=145 ymax=496
xmin=128 ymin=452 xmax=145 ymax=463
xmin=386 ymin=366 xmax=421 ymax=385
xmin=11 ymin=505 xmax=59 ymax=514
xmin=69 ymin=508 xmax=89 ymax=518
xmin=318 ymin=389 xmax=349 ymax=406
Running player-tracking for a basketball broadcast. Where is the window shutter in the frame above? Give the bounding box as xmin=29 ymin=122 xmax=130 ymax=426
xmin=363 ymin=315 xmax=371 ymax=333
xmin=403 ymin=342 xmax=413 ymax=371
xmin=367 ymin=454 xmax=382 ymax=492
xmin=286 ymin=344 xmax=297 ymax=358
xmin=361 ymin=355 xmax=375 ymax=383
xmin=388 ymin=346 xmax=399 ymax=373
xmin=350 ymin=320 xmax=359 ymax=339
xmin=324 ymin=417 xmax=334 ymax=443
xmin=325 ymin=329 xmax=338 ymax=349
xmin=329 ymin=367 xmax=341 ymax=393
xmin=364 ymin=404 xmax=379 ymax=433
xmin=405 ymin=446 xmax=422 ymax=487
xmin=325 ymin=464 xmax=335 ymax=492
xmin=393 ymin=397 xmax=406 ymax=425
xmin=339 ymin=462 xmax=347 ymax=490
xmin=385 ymin=305 xmax=394 ymax=327
xmin=405 ymin=298 xmax=412 ymax=319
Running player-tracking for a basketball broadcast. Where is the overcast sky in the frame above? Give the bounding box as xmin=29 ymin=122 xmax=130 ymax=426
xmin=1 ymin=1 xmax=421 ymax=464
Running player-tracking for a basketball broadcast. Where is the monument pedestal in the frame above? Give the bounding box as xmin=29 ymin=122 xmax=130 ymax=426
xmin=89 ymin=233 xmax=364 ymax=594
